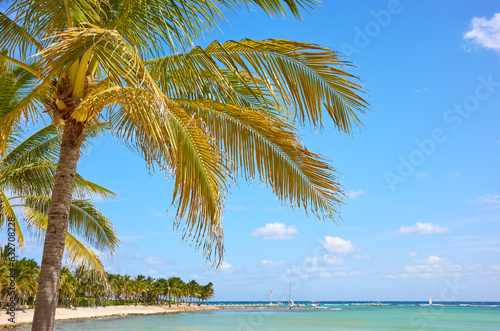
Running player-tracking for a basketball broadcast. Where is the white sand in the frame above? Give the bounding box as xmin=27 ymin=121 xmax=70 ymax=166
xmin=0 ymin=304 xmax=218 ymax=329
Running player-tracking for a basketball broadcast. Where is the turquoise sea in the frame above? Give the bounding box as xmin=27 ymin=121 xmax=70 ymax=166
xmin=18 ymin=302 xmax=500 ymax=330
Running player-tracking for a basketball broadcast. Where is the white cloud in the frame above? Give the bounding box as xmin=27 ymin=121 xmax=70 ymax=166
xmin=347 ymin=189 xmax=364 ymax=199
xmin=218 ymin=261 xmax=238 ymax=274
xmin=220 ymin=261 xmax=232 ymax=270
xmin=398 ymin=222 xmax=449 ymax=235
xmin=417 ymin=171 xmax=430 ymax=178
xmin=354 ymin=254 xmax=371 ymax=260
xmin=324 ymin=255 xmax=344 ymax=265
xmin=304 ymin=257 xmax=319 ymax=266
xmin=412 ymin=88 xmax=430 ymax=93
xmin=286 ymin=267 xmax=333 ymax=279
xmin=417 ymin=255 xmax=450 ymax=265
xmin=260 ymin=260 xmax=285 ymax=268
xmin=401 ymin=263 xmax=462 ymax=279
xmin=144 ymin=256 xmax=174 ymax=266
xmin=464 ymin=13 xmax=500 ymax=53
xmin=334 ymin=271 xmax=361 ymax=277
xmin=321 ymin=236 xmax=356 ymax=253
xmin=471 ymin=193 xmax=500 ymax=210
xmin=492 ymin=265 xmax=500 ymax=272
xmin=409 ymin=252 xmax=418 ymax=257
xmin=251 ymin=223 xmax=298 ymax=240
xmin=136 ymin=255 xmax=174 ymax=266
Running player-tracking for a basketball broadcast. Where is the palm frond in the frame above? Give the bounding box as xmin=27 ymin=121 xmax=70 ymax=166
xmin=177 ymin=99 xmax=342 ymax=220
xmin=0 ymin=62 xmax=48 ymax=154
xmin=1 ymin=0 xmax=102 ymax=58
xmin=219 ymin=0 xmax=317 ymax=19
xmin=104 ymin=87 xmax=228 ymax=263
xmin=147 ymin=39 xmax=369 ymax=133
xmin=104 ymin=0 xmax=226 ymax=56
xmin=0 ymin=189 xmax=25 ymax=246
xmin=0 ymin=161 xmax=56 ymax=197
xmin=0 ymin=12 xmax=43 ymax=61
xmin=24 ymin=196 xmax=119 ymax=253
xmin=23 ymin=204 xmax=105 ymax=274
xmin=1 ymin=125 xmax=59 ymax=167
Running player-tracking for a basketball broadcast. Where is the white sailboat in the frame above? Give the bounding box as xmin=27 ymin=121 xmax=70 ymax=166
xmin=429 ymin=296 xmax=432 ymax=306
xmin=288 ymin=284 xmax=295 ymax=306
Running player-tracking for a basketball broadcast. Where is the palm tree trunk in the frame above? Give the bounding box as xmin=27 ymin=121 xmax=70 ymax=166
xmin=32 ymin=120 xmax=85 ymax=331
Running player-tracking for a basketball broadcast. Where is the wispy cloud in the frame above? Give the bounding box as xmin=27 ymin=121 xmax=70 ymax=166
xmin=412 ymin=88 xmax=430 ymax=93
xmin=324 ymin=255 xmax=344 ymax=265
xmin=417 ymin=255 xmax=450 ymax=265
xmin=136 ymin=255 xmax=175 ymax=266
xmin=470 ymin=193 xmax=500 ymax=210
xmin=251 ymin=223 xmax=298 ymax=240
xmin=347 ymin=189 xmax=364 ymax=199
xmin=398 ymin=222 xmax=449 ymax=235
xmin=464 ymin=13 xmax=500 ymax=54
xmin=259 ymin=260 xmax=285 ymax=268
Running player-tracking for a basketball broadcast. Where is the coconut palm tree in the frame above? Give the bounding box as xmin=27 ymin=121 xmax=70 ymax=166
xmin=122 ymin=274 xmax=132 ymax=306
xmin=58 ymin=267 xmax=76 ymax=308
xmin=200 ymin=282 xmax=214 ymax=305
xmin=164 ymin=277 xmax=182 ymax=308
xmin=0 ymin=63 xmax=119 ymax=273
xmin=107 ymin=273 xmax=125 ymax=304
xmin=0 ymin=1 xmax=369 ymax=329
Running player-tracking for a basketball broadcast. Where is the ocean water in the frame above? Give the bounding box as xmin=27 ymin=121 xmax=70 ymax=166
xmin=18 ymin=302 xmax=500 ymax=330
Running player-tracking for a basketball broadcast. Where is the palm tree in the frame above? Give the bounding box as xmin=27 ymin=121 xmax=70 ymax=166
xmin=0 ymin=1 xmax=369 ymax=329
xmin=108 ymin=273 xmax=125 ymax=305
xmin=58 ymin=267 xmax=76 ymax=308
xmin=200 ymin=282 xmax=214 ymax=305
xmin=0 ymin=63 xmax=119 ymax=273
xmin=164 ymin=277 xmax=182 ymax=308
xmin=122 ymin=274 xmax=132 ymax=306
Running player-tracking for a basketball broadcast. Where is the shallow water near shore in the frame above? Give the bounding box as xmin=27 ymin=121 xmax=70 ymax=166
xmin=18 ymin=302 xmax=500 ymax=330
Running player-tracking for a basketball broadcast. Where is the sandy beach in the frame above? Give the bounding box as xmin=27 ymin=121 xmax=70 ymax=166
xmin=0 ymin=304 xmax=218 ymax=329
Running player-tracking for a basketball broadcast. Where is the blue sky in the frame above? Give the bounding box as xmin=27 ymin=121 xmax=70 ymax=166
xmin=16 ymin=0 xmax=500 ymax=301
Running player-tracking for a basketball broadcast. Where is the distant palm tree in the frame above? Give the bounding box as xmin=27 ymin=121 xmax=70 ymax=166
xmin=58 ymin=267 xmax=76 ymax=308
xmin=164 ymin=277 xmax=182 ymax=308
xmin=0 ymin=1 xmax=369 ymax=329
xmin=200 ymin=282 xmax=214 ymax=305
xmin=108 ymin=273 xmax=125 ymax=304
xmin=122 ymin=274 xmax=132 ymax=306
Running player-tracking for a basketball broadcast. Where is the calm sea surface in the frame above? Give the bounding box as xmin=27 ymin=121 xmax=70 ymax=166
xmin=18 ymin=302 xmax=500 ymax=330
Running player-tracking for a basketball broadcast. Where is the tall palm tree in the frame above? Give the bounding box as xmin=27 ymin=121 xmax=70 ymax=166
xmin=108 ymin=273 xmax=125 ymax=304
xmin=0 ymin=63 xmax=119 ymax=273
xmin=122 ymin=274 xmax=132 ymax=306
xmin=0 ymin=1 xmax=369 ymax=329
xmin=164 ymin=277 xmax=182 ymax=308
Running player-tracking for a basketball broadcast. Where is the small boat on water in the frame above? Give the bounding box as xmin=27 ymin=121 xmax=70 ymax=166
xmin=288 ymin=284 xmax=296 ymax=306
xmin=429 ymin=297 xmax=432 ymax=306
